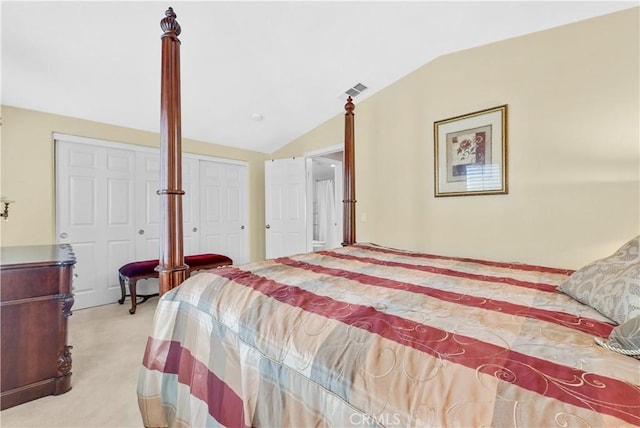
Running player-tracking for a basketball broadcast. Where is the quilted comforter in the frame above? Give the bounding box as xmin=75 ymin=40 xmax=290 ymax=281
xmin=138 ymin=244 xmax=640 ymax=427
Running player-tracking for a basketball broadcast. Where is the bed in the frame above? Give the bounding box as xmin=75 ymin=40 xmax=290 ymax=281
xmin=139 ymin=8 xmax=640 ymax=427
xmin=139 ymin=241 xmax=640 ymax=427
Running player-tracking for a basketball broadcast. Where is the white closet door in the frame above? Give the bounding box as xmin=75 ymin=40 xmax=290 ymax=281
xmin=182 ymin=157 xmax=200 ymax=256
xmin=199 ymin=161 xmax=248 ymax=264
xmin=222 ymin=163 xmax=248 ymax=264
xmin=135 ymin=151 xmax=161 ymax=260
xmin=136 ymin=154 xmax=202 ymax=258
xmin=56 ymin=141 xmax=136 ymax=310
xmin=199 ymin=161 xmax=223 ymax=253
xmin=57 ymin=136 xmax=249 ymax=309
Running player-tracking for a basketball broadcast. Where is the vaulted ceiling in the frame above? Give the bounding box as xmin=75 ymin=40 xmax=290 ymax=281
xmin=2 ymin=1 xmax=635 ymax=153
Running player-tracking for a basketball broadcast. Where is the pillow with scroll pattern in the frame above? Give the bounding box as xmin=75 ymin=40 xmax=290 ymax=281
xmin=558 ymin=236 xmax=640 ymax=325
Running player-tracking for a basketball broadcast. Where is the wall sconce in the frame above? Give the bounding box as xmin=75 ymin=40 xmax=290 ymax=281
xmin=0 ymin=197 xmax=14 ymax=221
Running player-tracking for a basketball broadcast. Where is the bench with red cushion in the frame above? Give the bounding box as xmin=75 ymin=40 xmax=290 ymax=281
xmin=117 ymin=253 xmax=232 ymax=314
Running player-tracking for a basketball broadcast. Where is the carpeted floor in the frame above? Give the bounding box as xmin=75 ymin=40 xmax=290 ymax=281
xmin=1 ymin=297 xmax=158 ymax=427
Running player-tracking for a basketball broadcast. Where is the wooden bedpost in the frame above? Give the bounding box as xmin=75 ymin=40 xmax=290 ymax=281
xmin=157 ymin=7 xmax=187 ymax=295
xmin=342 ymin=96 xmax=356 ymax=246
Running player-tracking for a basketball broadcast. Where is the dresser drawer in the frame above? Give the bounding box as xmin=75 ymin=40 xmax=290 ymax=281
xmin=1 ymin=265 xmax=72 ymax=301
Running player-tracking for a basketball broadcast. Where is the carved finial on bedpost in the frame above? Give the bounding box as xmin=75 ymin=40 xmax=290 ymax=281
xmin=160 ymin=7 xmax=182 ymax=39
xmin=345 ymin=96 xmax=355 ymax=114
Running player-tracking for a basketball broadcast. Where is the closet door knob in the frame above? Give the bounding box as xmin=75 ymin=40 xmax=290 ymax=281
xmin=138 ymin=229 xmax=145 ymax=235
xmin=59 ymin=232 xmax=68 ymax=239
xmin=265 ymin=224 xmax=271 ymax=229
xmin=192 ymin=227 xmax=198 ymax=232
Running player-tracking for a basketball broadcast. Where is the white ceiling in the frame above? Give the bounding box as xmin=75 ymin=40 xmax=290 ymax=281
xmin=2 ymin=1 xmax=636 ymax=153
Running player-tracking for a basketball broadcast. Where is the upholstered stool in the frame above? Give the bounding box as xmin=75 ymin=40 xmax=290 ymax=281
xmin=118 ymin=254 xmax=232 ymax=314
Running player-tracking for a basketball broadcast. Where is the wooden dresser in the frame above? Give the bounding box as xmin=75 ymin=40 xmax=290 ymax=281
xmin=0 ymin=244 xmax=75 ymax=410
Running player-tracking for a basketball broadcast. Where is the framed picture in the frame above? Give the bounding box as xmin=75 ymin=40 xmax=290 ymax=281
xmin=434 ymin=105 xmax=508 ymax=197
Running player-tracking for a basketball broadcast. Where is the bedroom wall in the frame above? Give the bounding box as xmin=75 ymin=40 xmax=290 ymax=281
xmin=273 ymin=8 xmax=640 ymax=269
xmin=0 ymin=106 xmax=267 ymax=262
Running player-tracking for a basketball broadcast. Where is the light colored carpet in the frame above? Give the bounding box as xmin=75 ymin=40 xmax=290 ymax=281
xmin=1 ymin=297 xmax=158 ymax=428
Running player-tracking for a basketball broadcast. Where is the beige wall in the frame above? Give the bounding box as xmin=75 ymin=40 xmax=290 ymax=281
xmin=275 ymin=8 xmax=640 ymax=269
xmin=0 ymin=106 xmax=267 ymax=261
xmin=2 ymin=9 xmax=638 ymax=268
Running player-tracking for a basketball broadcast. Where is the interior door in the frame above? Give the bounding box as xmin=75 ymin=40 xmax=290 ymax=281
xmin=264 ymin=157 xmax=307 ymax=259
xmin=135 ymin=151 xmax=161 ymax=260
xmin=137 ymin=153 xmax=201 ymax=258
xmin=56 ymin=140 xmax=136 ymax=310
xmin=199 ymin=161 xmax=248 ymax=264
xmin=220 ymin=162 xmax=248 ymax=264
xmin=182 ymin=157 xmax=200 ymax=256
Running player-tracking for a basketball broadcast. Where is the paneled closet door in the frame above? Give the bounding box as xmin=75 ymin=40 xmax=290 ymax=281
xmin=136 ymin=154 xmax=201 ymax=258
xmin=56 ymin=141 xmax=136 ymax=310
xmin=223 ymin=163 xmax=248 ymax=264
xmin=199 ymin=161 xmax=248 ymax=265
xmin=57 ymin=136 xmax=250 ymax=308
xmin=134 ymin=153 xmax=200 ymax=296
xmin=135 ymin=151 xmax=161 ymax=260
xmin=182 ymin=157 xmax=200 ymax=256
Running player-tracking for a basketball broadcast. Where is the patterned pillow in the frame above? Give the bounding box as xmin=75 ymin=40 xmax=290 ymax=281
xmin=606 ymin=316 xmax=640 ymax=356
xmin=594 ymin=316 xmax=640 ymax=359
xmin=558 ymin=236 xmax=640 ymax=325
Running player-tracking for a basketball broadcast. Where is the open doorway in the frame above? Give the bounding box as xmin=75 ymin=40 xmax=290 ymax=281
xmin=305 ymin=146 xmax=343 ymax=252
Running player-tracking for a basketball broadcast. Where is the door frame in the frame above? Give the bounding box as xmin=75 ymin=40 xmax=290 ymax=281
xmin=264 ymin=157 xmax=308 ymax=259
xmin=304 ymin=145 xmax=344 ymax=253
xmin=54 ymin=137 xmax=141 ymax=309
xmin=54 ymin=133 xmax=250 ymax=307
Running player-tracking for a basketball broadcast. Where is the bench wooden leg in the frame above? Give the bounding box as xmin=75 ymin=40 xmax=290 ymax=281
xmin=129 ymin=278 xmax=138 ymax=314
xmin=126 ymin=278 xmax=159 ymax=315
xmin=118 ymin=275 xmax=127 ymax=305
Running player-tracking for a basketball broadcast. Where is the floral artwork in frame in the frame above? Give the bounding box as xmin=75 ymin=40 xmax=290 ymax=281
xmin=434 ymin=105 xmax=508 ymax=197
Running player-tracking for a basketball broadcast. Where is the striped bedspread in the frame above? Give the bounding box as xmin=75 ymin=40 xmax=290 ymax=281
xmin=138 ymin=243 xmax=640 ymax=427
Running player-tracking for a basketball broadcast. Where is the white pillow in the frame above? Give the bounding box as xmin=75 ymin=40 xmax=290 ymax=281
xmin=558 ymin=236 xmax=640 ymax=325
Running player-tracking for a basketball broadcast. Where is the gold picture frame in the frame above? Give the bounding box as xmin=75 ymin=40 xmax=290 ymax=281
xmin=434 ymin=105 xmax=508 ymax=197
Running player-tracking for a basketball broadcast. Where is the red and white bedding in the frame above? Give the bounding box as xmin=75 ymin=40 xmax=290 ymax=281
xmin=138 ymin=243 xmax=640 ymax=427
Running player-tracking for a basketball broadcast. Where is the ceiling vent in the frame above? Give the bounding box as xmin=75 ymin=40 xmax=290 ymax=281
xmin=345 ymin=83 xmax=368 ymax=98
